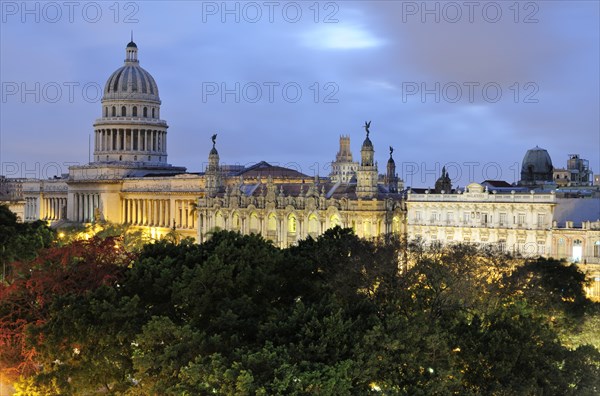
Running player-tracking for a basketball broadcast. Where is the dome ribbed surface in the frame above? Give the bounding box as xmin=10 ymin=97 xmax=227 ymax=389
xmin=104 ymin=65 xmax=159 ymax=100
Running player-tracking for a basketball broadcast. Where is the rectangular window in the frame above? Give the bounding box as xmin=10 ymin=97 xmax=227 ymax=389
xmin=498 ymin=239 xmax=506 ymax=252
xmin=594 ymin=242 xmax=600 ymax=258
xmin=537 ymin=242 xmax=545 ymax=255
xmin=446 ymin=212 xmax=454 ymax=223
xmin=416 ymin=211 xmax=422 ymax=222
xmin=537 ymin=213 xmax=545 ymax=228
xmin=499 ymin=213 xmax=507 ymax=226
xmin=463 ymin=212 xmax=470 ymax=223
xmin=518 ymin=213 xmax=526 ymax=226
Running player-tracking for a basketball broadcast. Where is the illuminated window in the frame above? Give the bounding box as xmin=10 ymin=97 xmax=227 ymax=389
xmin=288 ymin=214 xmax=297 ymax=233
xmin=268 ymin=214 xmax=277 ymax=232
xmin=330 ymin=214 xmax=341 ymax=228
xmin=537 ymin=242 xmax=545 ymax=255
xmin=250 ymin=213 xmax=259 ymax=232
xmin=594 ymin=241 xmax=600 ymax=258
xmin=308 ymin=214 xmax=319 ymax=235
xmin=215 ymin=211 xmax=224 ymax=229
xmin=363 ymin=221 xmax=372 ymax=237
xmin=393 ymin=216 xmax=401 ymax=233
xmin=557 ymin=238 xmax=566 ymax=256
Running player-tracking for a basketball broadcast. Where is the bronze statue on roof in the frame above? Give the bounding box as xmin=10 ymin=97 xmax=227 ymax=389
xmin=364 ymin=121 xmax=371 ymax=137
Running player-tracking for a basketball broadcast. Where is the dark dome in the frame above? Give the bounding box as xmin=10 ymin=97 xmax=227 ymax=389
xmin=126 ymin=40 xmax=137 ymax=48
xmin=361 ymin=136 xmax=373 ymax=150
xmin=520 ymin=146 xmax=553 ymax=183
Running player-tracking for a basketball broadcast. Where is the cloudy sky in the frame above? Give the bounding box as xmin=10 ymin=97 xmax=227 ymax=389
xmin=1 ymin=1 xmax=598 ymax=187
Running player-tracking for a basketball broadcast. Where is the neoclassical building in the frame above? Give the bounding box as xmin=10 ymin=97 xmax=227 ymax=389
xmin=15 ymin=40 xmax=600 ymax=298
xmin=21 ymin=40 xmax=405 ymax=245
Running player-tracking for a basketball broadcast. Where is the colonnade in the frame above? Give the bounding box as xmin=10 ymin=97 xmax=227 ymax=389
xmin=95 ymin=128 xmax=166 ymax=154
xmin=24 ymin=197 xmax=39 ymax=221
xmin=41 ymin=196 xmax=67 ymax=221
xmin=74 ymin=193 xmax=101 ymax=223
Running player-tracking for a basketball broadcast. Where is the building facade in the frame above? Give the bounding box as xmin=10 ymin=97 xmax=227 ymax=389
xmin=11 ymin=40 xmax=600 ymax=299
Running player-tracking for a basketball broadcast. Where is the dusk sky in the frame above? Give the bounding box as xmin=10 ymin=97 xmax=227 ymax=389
xmin=1 ymin=1 xmax=598 ymax=188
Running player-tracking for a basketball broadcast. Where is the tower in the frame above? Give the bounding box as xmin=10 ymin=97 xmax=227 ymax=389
xmin=205 ymin=134 xmax=222 ymax=197
xmin=330 ymin=135 xmax=358 ymax=184
xmin=385 ymin=146 xmax=398 ymax=193
xmin=93 ymin=40 xmax=169 ymax=165
xmin=356 ymin=121 xmax=378 ymax=199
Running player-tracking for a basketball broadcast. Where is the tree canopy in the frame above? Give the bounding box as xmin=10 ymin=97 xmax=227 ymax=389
xmin=0 ymin=225 xmax=598 ymax=395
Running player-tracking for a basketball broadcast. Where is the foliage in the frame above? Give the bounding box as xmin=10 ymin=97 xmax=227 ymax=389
xmin=1 ymin=226 xmax=599 ymax=394
xmin=0 ymin=236 xmax=134 ymax=384
xmin=0 ymin=204 xmax=54 ymax=273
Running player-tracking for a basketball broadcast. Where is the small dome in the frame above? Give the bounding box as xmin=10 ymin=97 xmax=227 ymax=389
xmin=209 ymin=147 xmax=218 ymax=156
xmin=126 ymin=40 xmax=137 ymax=48
xmin=520 ymin=146 xmax=553 ymax=183
xmin=361 ymin=136 xmax=373 ymax=150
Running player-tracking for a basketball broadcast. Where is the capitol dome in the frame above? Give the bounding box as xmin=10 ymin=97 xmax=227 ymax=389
xmin=520 ymin=146 xmax=553 ymax=184
xmin=102 ymin=41 xmax=160 ymax=103
xmin=93 ymin=40 xmax=169 ymax=165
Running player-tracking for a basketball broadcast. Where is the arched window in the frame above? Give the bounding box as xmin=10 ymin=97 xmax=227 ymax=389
xmin=152 ymin=108 xmax=155 ymax=118
xmin=132 ymin=106 xmax=137 ymax=116
xmin=308 ymin=214 xmax=319 ymax=235
xmin=330 ymin=214 xmax=341 ymax=229
xmin=363 ymin=221 xmax=372 ymax=238
xmin=119 ymin=155 xmax=122 ymax=161
xmin=393 ymin=216 xmax=401 ymax=233
xmin=557 ymin=238 xmax=566 ymax=257
xmin=288 ymin=214 xmax=297 ymax=234
xmin=232 ymin=213 xmax=240 ymax=230
xmin=215 ymin=211 xmax=224 ymax=229
xmin=143 ymin=107 xmax=148 ymax=117
xmin=104 ymin=107 xmax=108 ymax=117
xmin=594 ymin=241 xmax=600 ymax=258
xmin=250 ymin=213 xmax=259 ymax=232
xmin=268 ymin=214 xmax=277 ymax=232
xmin=121 ymin=106 xmax=126 ymax=116
xmin=112 ymin=106 xmax=116 ymax=116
